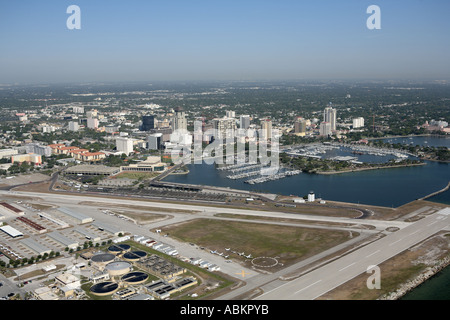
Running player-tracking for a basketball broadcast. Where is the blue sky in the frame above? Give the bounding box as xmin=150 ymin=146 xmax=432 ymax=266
xmin=1 ymin=0 xmax=450 ymax=84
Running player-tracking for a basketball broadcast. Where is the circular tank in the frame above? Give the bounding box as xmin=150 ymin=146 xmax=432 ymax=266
xmin=122 ymin=250 xmax=147 ymax=261
xmin=108 ymin=244 xmax=131 ymax=255
xmin=90 ymin=282 xmax=119 ymax=296
xmin=91 ymin=253 xmax=116 ymax=268
xmin=121 ymin=271 xmax=149 ymax=285
xmin=105 ymin=261 xmax=132 ymax=277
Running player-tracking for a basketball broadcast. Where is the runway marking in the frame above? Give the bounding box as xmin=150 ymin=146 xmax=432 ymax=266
xmin=427 ymin=221 xmax=439 ymax=227
xmin=235 ymin=270 xmax=251 ymax=278
xmin=389 ymin=239 xmax=403 ymax=246
xmin=365 ymin=250 xmax=380 ymax=258
xmin=294 ymin=280 xmax=322 ymax=295
xmin=408 ymin=230 xmax=420 ymax=236
xmin=339 ymin=262 xmax=356 ymax=272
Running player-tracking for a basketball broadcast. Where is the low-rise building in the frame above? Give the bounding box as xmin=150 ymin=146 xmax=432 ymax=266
xmin=120 ymin=156 xmax=166 ymax=173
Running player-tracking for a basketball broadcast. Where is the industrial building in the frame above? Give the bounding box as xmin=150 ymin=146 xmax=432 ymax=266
xmin=64 ymin=164 xmax=120 ymax=176
xmin=144 ymin=277 xmax=197 ymax=299
xmin=73 ymin=227 xmax=101 ymax=242
xmin=47 ymin=231 xmax=79 ymax=250
xmin=58 ymin=207 xmax=94 ymax=224
xmin=137 ymin=254 xmax=186 ymax=280
xmin=92 ymin=220 xmax=123 ymax=236
xmin=0 ymin=225 xmax=24 ymax=238
xmin=0 ymin=202 xmax=24 ymax=216
xmin=16 ymin=216 xmax=47 ymax=233
xmin=20 ymin=238 xmax=52 ymax=256
xmin=38 ymin=212 xmax=70 ymax=229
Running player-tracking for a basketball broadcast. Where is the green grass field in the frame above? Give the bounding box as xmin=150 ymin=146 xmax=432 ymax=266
xmin=164 ymin=219 xmax=354 ymax=268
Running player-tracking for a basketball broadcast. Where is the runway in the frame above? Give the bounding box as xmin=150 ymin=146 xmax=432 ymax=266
xmin=1 ymin=190 xmax=411 ymax=231
xmin=256 ymin=207 xmax=450 ymax=300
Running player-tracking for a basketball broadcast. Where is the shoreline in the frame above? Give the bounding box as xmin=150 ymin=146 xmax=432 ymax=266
xmin=366 ymin=133 xmax=449 ymax=141
xmin=316 ymin=162 xmax=427 ymax=175
xmin=419 ymin=181 xmax=450 ymax=201
xmin=379 ymin=256 xmax=450 ymax=300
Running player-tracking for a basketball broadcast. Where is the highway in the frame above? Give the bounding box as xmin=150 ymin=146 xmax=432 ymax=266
xmin=256 ymin=207 xmax=450 ymax=300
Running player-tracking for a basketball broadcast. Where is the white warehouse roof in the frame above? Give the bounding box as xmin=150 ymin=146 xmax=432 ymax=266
xmin=0 ymin=225 xmax=23 ymax=238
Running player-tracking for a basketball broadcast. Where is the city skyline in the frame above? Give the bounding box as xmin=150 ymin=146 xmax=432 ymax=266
xmin=1 ymin=0 xmax=450 ymax=84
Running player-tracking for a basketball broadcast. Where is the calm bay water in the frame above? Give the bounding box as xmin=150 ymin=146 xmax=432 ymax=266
xmin=400 ymin=266 xmax=450 ymax=300
xmin=164 ymin=160 xmax=449 ymax=208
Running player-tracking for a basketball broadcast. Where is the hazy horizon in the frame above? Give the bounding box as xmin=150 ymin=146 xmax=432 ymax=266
xmin=1 ymin=0 xmax=450 ymax=84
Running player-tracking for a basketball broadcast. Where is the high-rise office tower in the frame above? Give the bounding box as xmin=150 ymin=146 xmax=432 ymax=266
xmin=226 ymin=110 xmax=236 ymax=118
xmin=116 ymin=137 xmax=134 ymax=156
xmin=147 ymin=133 xmax=163 ymax=150
xmin=239 ymin=115 xmax=250 ymax=129
xmin=212 ymin=117 xmax=237 ymax=140
xmin=86 ymin=117 xmax=99 ymax=129
xmin=324 ymin=105 xmax=337 ymax=131
xmin=172 ymin=107 xmax=187 ymax=132
xmin=141 ymin=115 xmax=155 ymax=131
xmin=261 ymin=119 xmax=272 ymax=140
xmin=68 ymin=121 xmax=79 ymax=132
xmin=294 ymin=117 xmax=307 ymax=136
xmin=353 ymin=117 xmax=365 ymax=129
xmin=319 ymin=122 xmax=332 ymax=136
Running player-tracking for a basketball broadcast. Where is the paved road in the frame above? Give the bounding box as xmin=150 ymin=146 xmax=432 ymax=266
xmin=255 ymin=207 xmax=450 ymax=300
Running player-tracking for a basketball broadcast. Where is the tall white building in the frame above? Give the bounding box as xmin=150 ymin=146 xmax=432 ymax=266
xmin=87 ymin=118 xmax=99 ymax=129
xmin=212 ymin=117 xmax=237 ymax=140
xmin=72 ymin=106 xmax=84 ymax=114
xmin=172 ymin=107 xmax=187 ymax=132
xmin=353 ymin=117 xmax=365 ymax=129
xmin=25 ymin=143 xmax=52 ymax=157
xmin=239 ymin=115 xmax=250 ymax=129
xmin=226 ymin=110 xmax=236 ymax=118
xmin=319 ymin=122 xmax=332 ymax=136
xmin=68 ymin=121 xmax=79 ymax=132
xmin=261 ymin=119 xmax=272 ymax=140
xmin=42 ymin=126 xmax=56 ymax=133
xmin=116 ymin=137 xmax=134 ymax=156
xmin=324 ymin=106 xmax=337 ymax=131
xmin=86 ymin=110 xmax=98 ymax=118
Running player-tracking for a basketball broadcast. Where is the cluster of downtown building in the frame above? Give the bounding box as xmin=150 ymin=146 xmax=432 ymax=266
xmin=1 ymin=99 xmax=372 ymax=172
